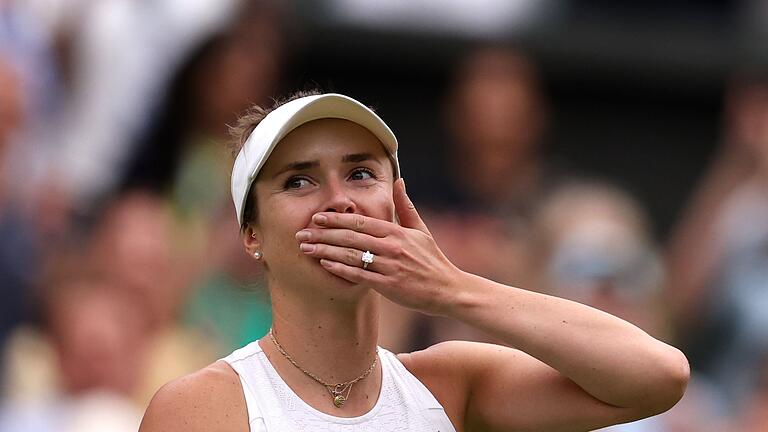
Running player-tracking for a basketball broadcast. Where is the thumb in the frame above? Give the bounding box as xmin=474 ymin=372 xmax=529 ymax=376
xmin=394 ymin=178 xmax=430 ymax=234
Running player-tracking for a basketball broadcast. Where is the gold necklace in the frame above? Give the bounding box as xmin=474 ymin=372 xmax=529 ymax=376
xmin=268 ymin=329 xmax=378 ymax=408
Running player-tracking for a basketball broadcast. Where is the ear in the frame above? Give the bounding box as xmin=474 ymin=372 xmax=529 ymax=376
xmin=243 ymin=224 xmax=262 ymax=256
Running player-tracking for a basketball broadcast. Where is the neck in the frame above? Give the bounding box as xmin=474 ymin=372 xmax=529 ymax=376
xmin=259 ymin=281 xmax=383 ymax=415
xmin=265 ymin=282 xmax=381 ymax=384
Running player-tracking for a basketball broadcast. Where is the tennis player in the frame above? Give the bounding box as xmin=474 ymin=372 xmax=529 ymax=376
xmin=139 ymin=91 xmax=689 ymax=431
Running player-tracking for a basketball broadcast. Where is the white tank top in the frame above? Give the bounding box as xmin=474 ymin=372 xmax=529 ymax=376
xmin=222 ymin=341 xmax=457 ymax=432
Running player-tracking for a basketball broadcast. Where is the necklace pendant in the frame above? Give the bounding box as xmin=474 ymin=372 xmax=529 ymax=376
xmin=333 ymin=394 xmax=346 ymax=407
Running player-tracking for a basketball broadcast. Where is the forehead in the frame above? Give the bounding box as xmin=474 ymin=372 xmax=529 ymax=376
xmin=261 ymin=118 xmax=389 ymax=172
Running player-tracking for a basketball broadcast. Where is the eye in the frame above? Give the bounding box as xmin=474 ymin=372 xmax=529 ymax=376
xmin=284 ymin=176 xmax=312 ymax=190
xmin=349 ymin=168 xmax=375 ymax=181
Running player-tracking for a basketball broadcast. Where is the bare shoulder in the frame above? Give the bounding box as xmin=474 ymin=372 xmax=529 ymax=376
xmin=139 ymin=361 xmax=249 ymax=432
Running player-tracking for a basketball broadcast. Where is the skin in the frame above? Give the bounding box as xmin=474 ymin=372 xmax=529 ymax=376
xmin=140 ymin=118 xmax=690 ymax=432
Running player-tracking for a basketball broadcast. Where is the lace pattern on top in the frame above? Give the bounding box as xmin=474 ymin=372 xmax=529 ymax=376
xmin=222 ymin=341 xmax=456 ymax=432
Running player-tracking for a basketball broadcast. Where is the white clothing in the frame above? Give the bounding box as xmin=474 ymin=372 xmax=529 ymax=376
xmin=222 ymin=341 xmax=456 ymax=432
xmin=55 ymin=0 xmax=241 ymax=209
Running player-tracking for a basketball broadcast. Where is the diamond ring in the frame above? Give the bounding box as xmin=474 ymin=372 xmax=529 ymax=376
xmin=361 ymin=250 xmax=375 ymax=270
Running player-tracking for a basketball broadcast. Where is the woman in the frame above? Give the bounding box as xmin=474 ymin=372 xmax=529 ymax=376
xmin=140 ymin=91 xmax=689 ymax=431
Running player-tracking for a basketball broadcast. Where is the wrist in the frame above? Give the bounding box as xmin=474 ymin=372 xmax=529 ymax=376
xmin=431 ymin=266 xmax=478 ymax=318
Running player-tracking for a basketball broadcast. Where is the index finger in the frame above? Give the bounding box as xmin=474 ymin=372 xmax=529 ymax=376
xmin=312 ymin=213 xmax=394 ymax=238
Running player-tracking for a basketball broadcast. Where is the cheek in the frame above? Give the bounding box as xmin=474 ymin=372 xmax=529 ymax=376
xmin=262 ymin=211 xmax=307 ymax=247
xmin=258 ymin=190 xmax=313 ymax=223
xmin=384 ymin=198 xmax=396 ymax=222
xmin=362 ymin=186 xmax=396 ymax=222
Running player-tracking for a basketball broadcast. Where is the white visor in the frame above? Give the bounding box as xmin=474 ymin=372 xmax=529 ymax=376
xmin=231 ymin=93 xmax=400 ymax=226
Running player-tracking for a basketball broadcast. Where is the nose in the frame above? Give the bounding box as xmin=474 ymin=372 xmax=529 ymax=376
xmin=324 ymin=179 xmax=356 ymax=214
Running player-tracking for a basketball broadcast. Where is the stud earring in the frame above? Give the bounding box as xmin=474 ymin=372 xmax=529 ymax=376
xmin=251 ymin=233 xmax=257 ymax=239
xmin=253 ymin=251 xmax=262 ymax=260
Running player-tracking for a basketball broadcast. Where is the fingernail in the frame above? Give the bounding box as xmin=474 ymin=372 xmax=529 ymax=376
xmin=313 ymin=214 xmax=328 ymax=225
xmin=295 ymin=230 xmax=311 ymax=241
xmin=300 ymin=243 xmax=315 ymax=253
xmin=320 ymin=259 xmax=332 ymax=268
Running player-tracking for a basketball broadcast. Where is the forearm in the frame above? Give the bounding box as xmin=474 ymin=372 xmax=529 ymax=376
xmin=442 ymin=270 xmax=689 ymax=411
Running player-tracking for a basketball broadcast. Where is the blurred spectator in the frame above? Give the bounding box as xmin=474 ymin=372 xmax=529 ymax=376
xmin=427 ymin=45 xmax=560 ymax=286
xmin=122 ymin=0 xmax=284 ymax=197
xmin=534 ymin=181 xmax=729 ymax=432
xmin=0 ymin=258 xmax=143 ymax=432
xmin=532 ymin=181 xmax=667 ymax=335
xmin=434 ymin=45 xmax=552 ymax=217
xmin=87 ymin=190 xmax=218 ymax=407
xmin=51 ymin=0 xmax=242 ymax=213
xmin=114 ymin=1 xmax=286 ymax=354
xmin=393 ymin=46 xmax=557 ymax=351
xmin=2 ymin=188 xmax=219 ymax=427
xmin=87 ymin=191 xmax=189 ymax=332
xmin=0 ymin=57 xmax=39 ymax=390
xmin=666 ymin=73 xmax=768 ymax=408
xmin=45 ymin=272 xmax=144 ymax=399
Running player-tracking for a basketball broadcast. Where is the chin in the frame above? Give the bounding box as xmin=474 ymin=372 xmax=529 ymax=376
xmin=279 ymin=258 xmax=371 ymax=300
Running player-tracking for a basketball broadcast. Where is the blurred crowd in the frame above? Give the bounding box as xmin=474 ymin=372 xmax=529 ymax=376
xmin=1 ymin=1 xmax=768 ymax=431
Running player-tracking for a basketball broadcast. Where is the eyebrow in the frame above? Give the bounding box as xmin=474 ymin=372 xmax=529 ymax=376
xmin=342 ymin=153 xmax=377 ymax=163
xmin=271 ymin=160 xmax=319 ymax=179
xmin=271 ymin=153 xmax=382 ymax=179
